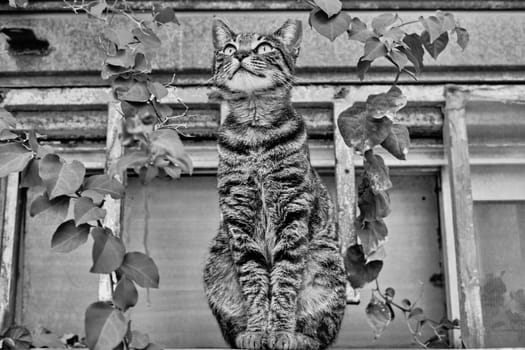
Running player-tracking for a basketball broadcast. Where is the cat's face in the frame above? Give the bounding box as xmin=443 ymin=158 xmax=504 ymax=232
xmin=211 ymin=18 xmax=302 ymax=93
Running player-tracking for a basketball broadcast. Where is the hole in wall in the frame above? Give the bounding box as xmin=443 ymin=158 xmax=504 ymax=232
xmin=0 ymin=28 xmax=50 ymax=56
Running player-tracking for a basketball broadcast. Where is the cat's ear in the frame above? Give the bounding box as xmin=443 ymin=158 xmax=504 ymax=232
xmin=273 ymin=19 xmax=302 ymax=52
xmin=212 ymin=18 xmax=235 ymax=49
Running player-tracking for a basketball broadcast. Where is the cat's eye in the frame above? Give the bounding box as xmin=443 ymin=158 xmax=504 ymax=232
xmin=223 ymin=44 xmax=237 ymax=56
xmin=256 ymin=43 xmax=273 ymax=54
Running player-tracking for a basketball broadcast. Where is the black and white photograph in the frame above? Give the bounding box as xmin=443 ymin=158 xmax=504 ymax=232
xmin=0 ymin=1 xmax=524 ymax=349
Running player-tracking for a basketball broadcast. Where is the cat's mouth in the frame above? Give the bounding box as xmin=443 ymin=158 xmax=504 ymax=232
xmin=231 ymin=66 xmax=265 ymax=79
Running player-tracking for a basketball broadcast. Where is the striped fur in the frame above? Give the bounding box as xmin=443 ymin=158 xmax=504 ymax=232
xmin=204 ymin=19 xmax=346 ymax=350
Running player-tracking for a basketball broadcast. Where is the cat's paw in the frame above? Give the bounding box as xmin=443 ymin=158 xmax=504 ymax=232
xmin=235 ymin=331 xmax=266 ymax=349
xmin=267 ymin=332 xmax=319 ymax=350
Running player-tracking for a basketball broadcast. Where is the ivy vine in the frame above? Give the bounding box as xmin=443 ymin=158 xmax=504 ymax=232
xmin=0 ymin=0 xmax=469 ymax=348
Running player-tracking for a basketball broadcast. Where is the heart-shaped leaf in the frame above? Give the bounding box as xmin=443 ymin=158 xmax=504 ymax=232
xmin=419 ymin=16 xmax=444 ymax=43
xmin=357 ymin=57 xmax=371 ymax=81
xmin=347 ymin=18 xmax=375 ymax=42
xmin=358 ymin=180 xmax=391 ymax=221
xmin=85 ymin=301 xmax=127 ymax=350
xmin=381 ymin=124 xmax=410 ymax=160
xmin=0 ymin=107 xmax=17 ymax=130
xmin=147 ymin=81 xmax=168 ymax=100
xmin=105 ymin=49 xmax=135 ymax=68
xmin=75 ymin=197 xmax=107 ymax=226
xmin=90 ymin=227 xmax=126 ymax=273
xmin=402 ymin=33 xmax=424 ymax=73
xmin=357 ymin=219 xmax=388 ymax=258
xmin=132 ymin=27 xmax=162 ymax=48
xmin=344 ymin=244 xmax=384 ymax=288
xmin=455 ymin=27 xmax=469 ymax=50
xmin=364 ymin=152 xmax=392 ymax=193
xmin=1 ymin=325 xmax=32 ymax=349
xmin=119 ymin=252 xmax=160 ymax=288
xmin=118 ymin=82 xmax=151 ymax=102
xmin=363 ymin=37 xmax=387 ymax=61
xmin=30 ymin=193 xmax=70 ymax=219
xmin=366 ymin=85 xmax=407 ymax=120
xmin=422 ymin=31 xmax=449 ymax=59
xmin=337 ymin=105 xmax=366 ymax=150
xmin=366 ymin=293 xmax=393 ymax=339
xmin=111 ymin=151 xmax=149 ymax=177
xmin=32 ymin=328 xmax=65 ymax=349
xmin=84 ymin=174 xmax=125 ymax=199
xmin=103 ymin=28 xmax=134 ymax=49
xmin=371 ymin=13 xmax=398 ymax=35
xmin=51 ymin=220 xmax=90 ymax=253
xmin=39 ymin=154 xmax=85 ymax=199
xmin=129 ymin=330 xmax=150 ymax=349
xmin=313 ymin=0 xmax=342 ymax=18
xmin=0 ymin=143 xmax=33 ymax=178
xmin=389 ymin=49 xmax=408 ymax=70
xmin=149 ymin=129 xmax=193 ymax=175
xmin=309 ymin=8 xmax=351 ymax=41
xmin=21 ymin=158 xmax=43 ymax=188
xmin=113 ymin=277 xmax=138 ymax=312
xmin=154 ymin=7 xmax=179 ymax=25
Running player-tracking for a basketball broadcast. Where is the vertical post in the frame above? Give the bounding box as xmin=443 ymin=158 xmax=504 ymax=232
xmin=443 ymin=85 xmax=484 ymax=347
xmin=98 ymin=101 xmax=124 ymax=302
xmin=333 ymin=89 xmax=358 ymax=303
xmin=0 ymin=174 xmax=20 ymax=329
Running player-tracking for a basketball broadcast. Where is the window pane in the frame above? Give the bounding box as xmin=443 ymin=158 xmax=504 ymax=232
xmin=123 ymin=174 xmax=446 ymax=348
xmin=474 ymin=201 xmax=525 ymax=347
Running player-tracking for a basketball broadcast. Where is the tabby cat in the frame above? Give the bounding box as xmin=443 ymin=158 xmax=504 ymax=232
xmin=203 ymin=18 xmax=347 ymax=350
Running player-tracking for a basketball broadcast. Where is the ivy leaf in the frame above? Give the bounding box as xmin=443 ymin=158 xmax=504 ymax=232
xmin=119 ymin=252 xmax=160 ymax=288
xmin=356 ymin=57 xmax=371 ymax=81
xmin=51 ymin=220 xmax=90 ymax=253
xmin=389 ymin=49 xmax=408 ymax=70
xmin=383 ymin=27 xmax=405 ymax=42
xmin=154 ymin=7 xmax=180 ymax=25
xmin=0 ymin=129 xmax=18 ymax=141
xmin=455 ymin=27 xmax=469 ymax=50
xmin=419 ymin=16 xmax=443 ymax=43
xmin=111 ymin=151 xmax=149 ymax=177
xmin=84 ymin=174 xmax=125 ymax=199
xmin=0 ymin=143 xmax=33 ymax=178
xmin=402 ymin=33 xmax=424 ymax=73
xmin=149 ymin=129 xmax=193 ymax=175
xmin=1 ymin=325 xmax=32 ymax=349
xmin=89 ymin=1 xmax=107 ymax=18
xmin=436 ymin=11 xmax=456 ymax=32
xmin=147 ymin=81 xmax=169 ymax=100
xmin=85 ymin=301 xmax=127 ymax=350
xmin=371 ymin=13 xmax=398 ymax=35
xmin=366 ymin=293 xmax=393 ymax=339
xmin=129 ymin=330 xmax=150 ymax=349
xmin=81 ymin=190 xmax=105 ymax=206
xmin=364 ymin=152 xmax=392 ymax=193
xmin=30 ymin=193 xmax=69 ymax=219
xmin=358 ymin=180 xmax=391 ymax=221
xmin=132 ymin=27 xmax=162 ymax=48
xmin=118 ymin=82 xmax=151 ymax=102
xmin=381 ymin=124 xmax=410 ymax=160
xmin=421 ymin=31 xmax=449 ymax=59
xmin=357 ymin=219 xmax=388 ymax=258
xmin=401 ymin=298 xmax=412 ymax=308
xmin=90 ymin=227 xmax=126 ymax=274
xmin=113 ymin=277 xmax=138 ymax=312
xmin=309 ymin=8 xmax=351 ymax=41
xmin=409 ymin=307 xmax=425 ymax=321
xmin=363 ymin=37 xmax=387 ymax=61
xmin=0 ymin=107 xmax=17 ymax=130
xmin=103 ymin=28 xmax=134 ymax=49
xmin=366 ymin=85 xmax=407 ymax=120
xmin=39 ymin=154 xmax=85 ymax=199
xmin=21 ymin=158 xmax=43 ymax=188
xmin=337 ymin=105 xmax=367 ymax=151
xmin=313 ymin=0 xmax=342 ymax=18
xmin=31 ymin=328 xmax=65 ymax=349
xmin=366 ymin=245 xmax=386 ymax=262
xmin=344 ymin=244 xmax=383 ymax=288
xmin=105 ymin=49 xmax=135 ymax=68
xmin=74 ymin=197 xmax=107 ymax=226
xmin=347 ymin=17 xmax=375 ymax=42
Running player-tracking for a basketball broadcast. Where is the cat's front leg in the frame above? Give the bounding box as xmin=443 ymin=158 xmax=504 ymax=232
xmin=267 ymin=200 xmax=313 ymax=350
xmin=222 ymin=190 xmax=270 ymax=349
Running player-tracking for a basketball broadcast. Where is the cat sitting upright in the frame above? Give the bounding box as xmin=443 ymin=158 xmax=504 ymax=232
xmin=203 ymin=18 xmax=346 ymax=350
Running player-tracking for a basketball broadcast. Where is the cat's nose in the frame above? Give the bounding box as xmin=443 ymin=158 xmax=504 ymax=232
xmin=234 ymin=51 xmax=249 ymax=61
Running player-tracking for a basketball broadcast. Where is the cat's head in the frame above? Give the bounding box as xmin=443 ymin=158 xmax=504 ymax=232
xmin=211 ymin=18 xmax=302 ymax=94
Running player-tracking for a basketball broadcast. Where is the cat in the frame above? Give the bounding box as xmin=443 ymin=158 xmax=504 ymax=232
xmin=203 ymin=18 xmax=347 ymax=350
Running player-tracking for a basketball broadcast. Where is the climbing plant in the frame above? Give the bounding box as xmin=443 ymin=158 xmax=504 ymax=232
xmin=0 ymin=0 xmax=469 ymax=348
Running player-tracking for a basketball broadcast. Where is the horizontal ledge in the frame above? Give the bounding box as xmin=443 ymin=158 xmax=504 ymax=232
xmin=4 ymin=85 xmax=525 ymax=106
xmin=1 ymin=0 xmax=523 ymax=12
xmin=52 ymin=140 xmax=525 ymax=170
xmin=4 ymin=69 xmax=525 ymax=88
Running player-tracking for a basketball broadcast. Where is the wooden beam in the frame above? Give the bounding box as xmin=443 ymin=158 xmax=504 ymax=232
xmin=443 ymin=85 xmax=484 ymax=348
xmin=98 ymin=102 xmax=124 ymax=302
xmin=0 ymin=173 xmax=20 ymax=330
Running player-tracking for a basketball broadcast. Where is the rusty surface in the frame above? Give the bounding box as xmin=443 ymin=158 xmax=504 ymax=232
xmin=1 ymin=12 xmax=525 ymax=74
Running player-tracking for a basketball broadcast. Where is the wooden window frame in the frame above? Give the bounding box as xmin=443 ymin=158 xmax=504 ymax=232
xmin=2 ymin=85 xmax=525 ymax=348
